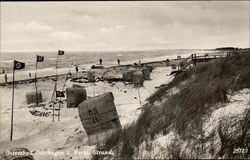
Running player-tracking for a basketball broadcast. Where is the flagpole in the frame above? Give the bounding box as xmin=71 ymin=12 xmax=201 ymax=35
xmin=10 ymin=61 xmax=15 ymax=141
xmin=55 ymin=53 xmax=59 ymax=93
xmin=57 ymin=63 xmax=72 ymax=122
xmin=51 ymin=54 xmax=59 ymax=102
xmin=62 ymin=62 xmax=73 ymax=92
xmin=51 ymin=53 xmax=59 ymax=122
xmin=35 ymin=57 xmax=38 ymax=107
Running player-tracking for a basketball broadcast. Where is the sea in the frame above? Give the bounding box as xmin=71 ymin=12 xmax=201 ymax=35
xmin=0 ymin=49 xmax=213 ymax=82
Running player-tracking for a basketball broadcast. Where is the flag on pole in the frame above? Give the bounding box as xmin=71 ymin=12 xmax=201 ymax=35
xmin=14 ymin=60 xmax=25 ymax=70
xmin=11 ymin=60 xmax=25 ymax=141
xmin=58 ymin=50 xmax=64 ymax=55
xmin=56 ymin=91 xmax=65 ymax=98
xmin=37 ymin=55 xmax=44 ymax=62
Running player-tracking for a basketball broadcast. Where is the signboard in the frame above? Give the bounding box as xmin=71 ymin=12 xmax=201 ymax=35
xmin=78 ymin=92 xmax=121 ymax=144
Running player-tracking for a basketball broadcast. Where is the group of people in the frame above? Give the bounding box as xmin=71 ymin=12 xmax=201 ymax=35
xmin=2 ymin=58 xmax=124 ymax=83
xmin=99 ymin=58 xmax=121 ymax=65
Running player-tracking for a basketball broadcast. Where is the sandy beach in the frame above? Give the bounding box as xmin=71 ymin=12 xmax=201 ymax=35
xmin=0 ymin=61 xmax=174 ymax=159
xmin=1 ymin=1 xmax=249 ymax=159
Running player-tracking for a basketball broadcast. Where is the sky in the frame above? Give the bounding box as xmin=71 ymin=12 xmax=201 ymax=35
xmin=1 ymin=1 xmax=249 ymax=51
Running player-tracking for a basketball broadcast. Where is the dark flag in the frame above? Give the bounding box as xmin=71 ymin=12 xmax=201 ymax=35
xmin=14 ymin=60 xmax=25 ymax=70
xmin=58 ymin=50 xmax=64 ymax=55
xmin=56 ymin=91 xmax=65 ymax=98
xmin=11 ymin=60 xmax=25 ymax=140
xmin=37 ymin=55 xmax=44 ymax=62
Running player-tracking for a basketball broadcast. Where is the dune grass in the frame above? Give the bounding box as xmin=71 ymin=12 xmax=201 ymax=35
xmin=93 ymin=51 xmax=250 ymax=159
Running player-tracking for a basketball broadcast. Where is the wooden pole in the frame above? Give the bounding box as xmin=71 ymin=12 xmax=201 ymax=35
xmin=58 ymin=103 xmax=61 ymax=122
xmin=51 ymin=54 xmax=59 ymax=122
xmin=35 ymin=59 xmax=38 ymax=107
xmin=138 ymin=88 xmax=142 ymax=106
xmin=62 ymin=62 xmax=73 ymax=92
xmin=10 ymin=61 xmax=15 ymax=141
xmin=92 ymin=81 xmax=95 ymax=97
xmin=51 ymin=54 xmax=59 ymax=102
xmin=52 ymin=104 xmax=55 ymax=122
xmin=55 ymin=54 xmax=59 ymax=93
xmin=56 ymin=62 xmax=72 ymax=120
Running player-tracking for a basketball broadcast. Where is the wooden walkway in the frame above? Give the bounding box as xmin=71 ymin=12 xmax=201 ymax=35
xmin=170 ymin=53 xmax=227 ymax=75
xmin=170 ymin=50 xmax=248 ymax=75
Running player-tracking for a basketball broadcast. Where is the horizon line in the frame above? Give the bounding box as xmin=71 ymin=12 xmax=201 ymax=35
xmin=2 ymin=47 xmax=248 ymax=53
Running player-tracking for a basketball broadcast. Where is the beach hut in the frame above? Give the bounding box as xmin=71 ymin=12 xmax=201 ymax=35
xmin=78 ymin=92 xmax=121 ymax=145
xmin=132 ymin=71 xmax=144 ymax=87
xmin=142 ymin=67 xmax=151 ymax=80
xmin=26 ymin=90 xmax=43 ymax=104
xmin=145 ymin=65 xmax=153 ymax=72
xmin=122 ymin=68 xmax=136 ymax=82
xmin=171 ymin=64 xmax=177 ymax=70
xmin=66 ymin=86 xmax=87 ymax=108
xmin=177 ymin=56 xmax=181 ymax=59
xmin=87 ymin=71 xmax=95 ymax=82
xmin=91 ymin=65 xmax=104 ymax=69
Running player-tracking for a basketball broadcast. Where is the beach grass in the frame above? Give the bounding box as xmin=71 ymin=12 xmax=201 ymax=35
xmin=94 ymin=51 xmax=250 ymax=159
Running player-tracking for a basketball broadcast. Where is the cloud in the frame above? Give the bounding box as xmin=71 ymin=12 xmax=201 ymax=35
xmin=100 ymin=25 xmax=125 ymax=32
xmin=1 ymin=2 xmax=249 ymax=51
xmin=26 ymin=21 xmax=52 ymax=31
xmin=4 ymin=21 xmax=83 ymax=41
xmin=50 ymin=31 xmax=83 ymax=41
xmin=2 ymin=20 xmax=84 ymax=51
xmin=6 ymin=21 xmax=52 ymax=32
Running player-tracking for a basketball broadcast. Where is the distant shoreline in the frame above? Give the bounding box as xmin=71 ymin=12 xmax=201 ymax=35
xmin=0 ymin=59 xmax=176 ymax=87
xmin=2 ymin=48 xmax=249 ymax=87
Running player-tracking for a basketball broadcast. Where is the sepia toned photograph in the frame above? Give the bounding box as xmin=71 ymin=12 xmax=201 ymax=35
xmin=0 ymin=1 xmax=249 ymax=159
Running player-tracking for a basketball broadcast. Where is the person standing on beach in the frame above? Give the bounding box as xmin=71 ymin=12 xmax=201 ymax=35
xmin=117 ymin=59 xmax=120 ymax=65
xmin=2 ymin=70 xmax=5 ymax=74
xmin=4 ymin=74 xmax=7 ymax=83
xmin=99 ymin=58 xmax=103 ymax=65
xmin=29 ymin=72 xmax=32 ymax=78
xmin=75 ymin=65 xmax=79 ymax=75
xmin=166 ymin=59 xmax=170 ymax=66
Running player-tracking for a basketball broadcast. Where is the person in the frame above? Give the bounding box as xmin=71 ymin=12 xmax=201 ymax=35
xmin=166 ymin=59 xmax=170 ymax=66
xmin=29 ymin=72 xmax=31 ymax=78
xmin=99 ymin=58 xmax=102 ymax=65
xmin=117 ymin=59 xmax=120 ymax=65
xmin=4 ymin=74 xmax=7 ymax=83
xmin=75 ymin=65 xmax=79 ymax=76
xmin=2 ymin=70 xmax=5 ymax=74
xmin=75 ymin=65 xmax=79 ymax=73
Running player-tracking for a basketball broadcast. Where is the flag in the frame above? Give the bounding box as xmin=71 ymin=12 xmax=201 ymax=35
xmin=56 ymin=91 xmax=65 ymax=98
xmin=37 ymin=55 xmax=44 ymax=62
xmin=58 ymin=50 xmax=64 ymax=55
xmin=14 ymin=60 xmax=25 ymax=70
